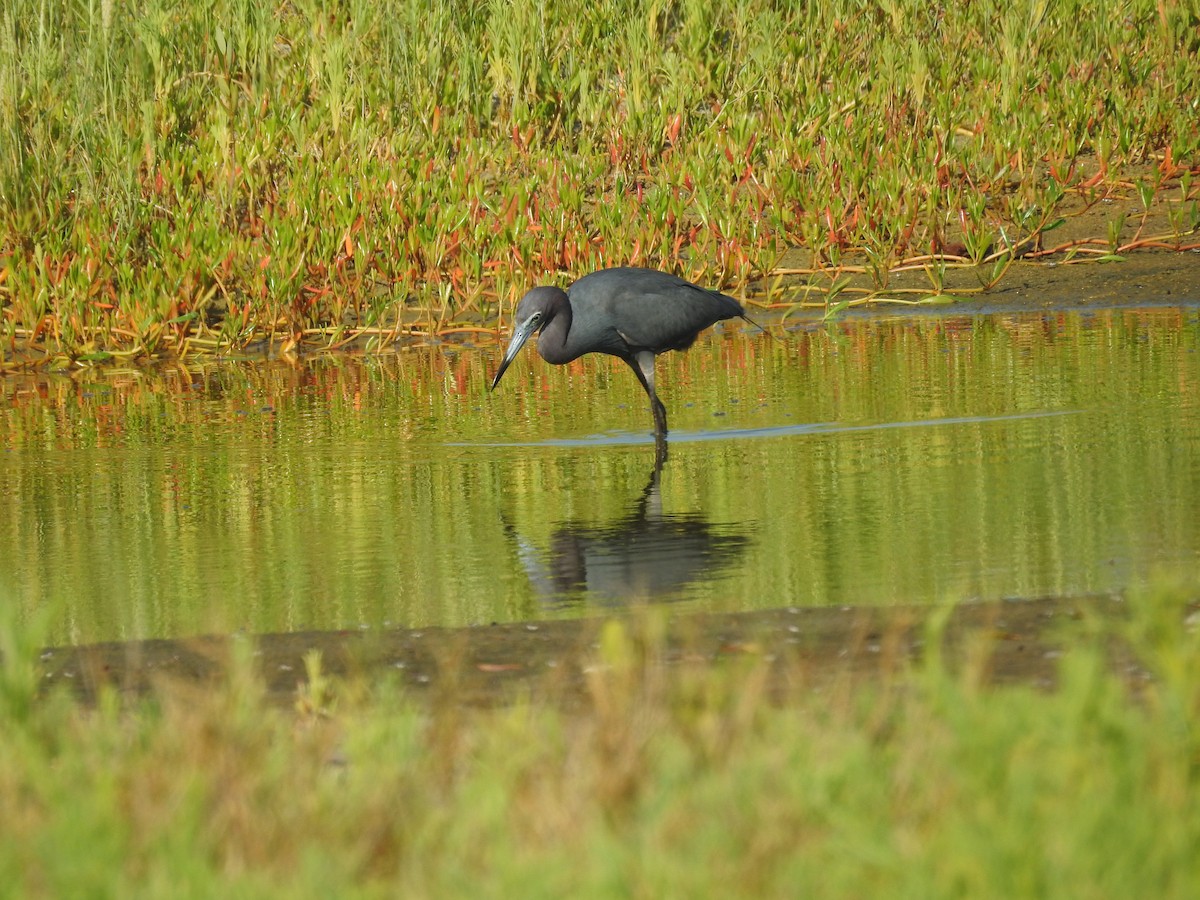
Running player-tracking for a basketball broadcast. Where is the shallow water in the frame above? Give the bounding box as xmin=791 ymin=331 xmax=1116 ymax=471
xmin=3 ymin=306 xmax=1199 ymax=644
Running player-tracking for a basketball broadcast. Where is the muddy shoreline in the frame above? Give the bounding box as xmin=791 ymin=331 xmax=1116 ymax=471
xmin=38 ymin=595 xmax=1167 ymax=708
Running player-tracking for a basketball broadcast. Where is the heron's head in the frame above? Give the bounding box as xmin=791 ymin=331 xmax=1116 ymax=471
xmin=490 ymin=286 xmax=567 ymax=390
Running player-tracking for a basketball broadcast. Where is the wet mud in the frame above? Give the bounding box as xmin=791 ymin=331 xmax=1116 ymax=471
xmin=38 ymin=595 xmax=1160 ymax=708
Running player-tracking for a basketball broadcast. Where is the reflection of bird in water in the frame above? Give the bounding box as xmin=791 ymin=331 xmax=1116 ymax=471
xmin=510 ymin=464 xmax=750 ymax=607
xmin=490 ymin=267 xmax=760 ymax=462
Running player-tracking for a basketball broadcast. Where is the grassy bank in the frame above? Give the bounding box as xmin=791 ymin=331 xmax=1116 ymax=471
xmin=1 ymin=588 xmax=1198 ymax=895
xmin=2 ymin=0 xmax=1199 ymax=360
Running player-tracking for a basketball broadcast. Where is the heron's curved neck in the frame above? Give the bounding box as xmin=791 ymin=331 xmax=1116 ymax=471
xmin=537 ymin=288 xmax=575 ymax=364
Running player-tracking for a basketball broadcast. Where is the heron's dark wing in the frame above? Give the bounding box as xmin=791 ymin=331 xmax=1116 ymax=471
xmin=569 ymin=268 xmax=743 ymax=354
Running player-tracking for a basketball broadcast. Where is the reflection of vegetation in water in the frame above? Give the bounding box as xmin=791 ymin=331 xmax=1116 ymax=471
xmin=1 ymin=584 xmax=1197 ymax=894
xmin=1 ymin=0 xmax=1198 ymax=355
xmin=1 ymin=309 xmax=1198 ymax=643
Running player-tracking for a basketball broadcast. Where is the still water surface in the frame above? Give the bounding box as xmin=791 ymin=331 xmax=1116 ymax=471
xmin=2 ymin=307 xmax=1198 ymax=644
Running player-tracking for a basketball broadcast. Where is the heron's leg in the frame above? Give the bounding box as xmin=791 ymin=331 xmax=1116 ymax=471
xmin=629 ymin=351 xmax=669 ymax=437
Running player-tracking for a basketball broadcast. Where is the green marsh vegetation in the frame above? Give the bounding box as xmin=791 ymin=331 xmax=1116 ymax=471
xmin=2 ymin=0 xmax=1199 ymax=361
xmin=1 ymin=586 xmax=1198 ymax=895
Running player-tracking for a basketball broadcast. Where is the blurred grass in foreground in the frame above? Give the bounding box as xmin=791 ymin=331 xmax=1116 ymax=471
xmin=1 ymin=0 xmax=1198 ymax=359
xmin=0 ymin=584 xmax=1197 ymax=896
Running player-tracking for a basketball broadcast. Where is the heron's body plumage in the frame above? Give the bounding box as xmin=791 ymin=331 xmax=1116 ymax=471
xmin=490 ymin=267 xmax=751 ymax=454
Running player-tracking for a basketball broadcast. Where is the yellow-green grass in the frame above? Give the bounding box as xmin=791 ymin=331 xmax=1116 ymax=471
xmin=2 ymin=0 xmax=1198 ymax=359
xmin=1 ymin=586 xmax=1197 ymax=896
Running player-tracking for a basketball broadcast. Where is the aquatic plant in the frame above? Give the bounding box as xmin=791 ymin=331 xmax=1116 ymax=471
xmin=1 ymin=0 xmax=1197 ymax=359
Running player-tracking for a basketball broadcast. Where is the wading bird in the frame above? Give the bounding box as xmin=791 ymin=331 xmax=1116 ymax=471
xmin=490 ymin=267 xmax=756 ymax=453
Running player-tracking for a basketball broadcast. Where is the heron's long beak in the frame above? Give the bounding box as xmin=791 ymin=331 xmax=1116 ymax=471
xmin=490 ymin=315 xmax=539 ymax=390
